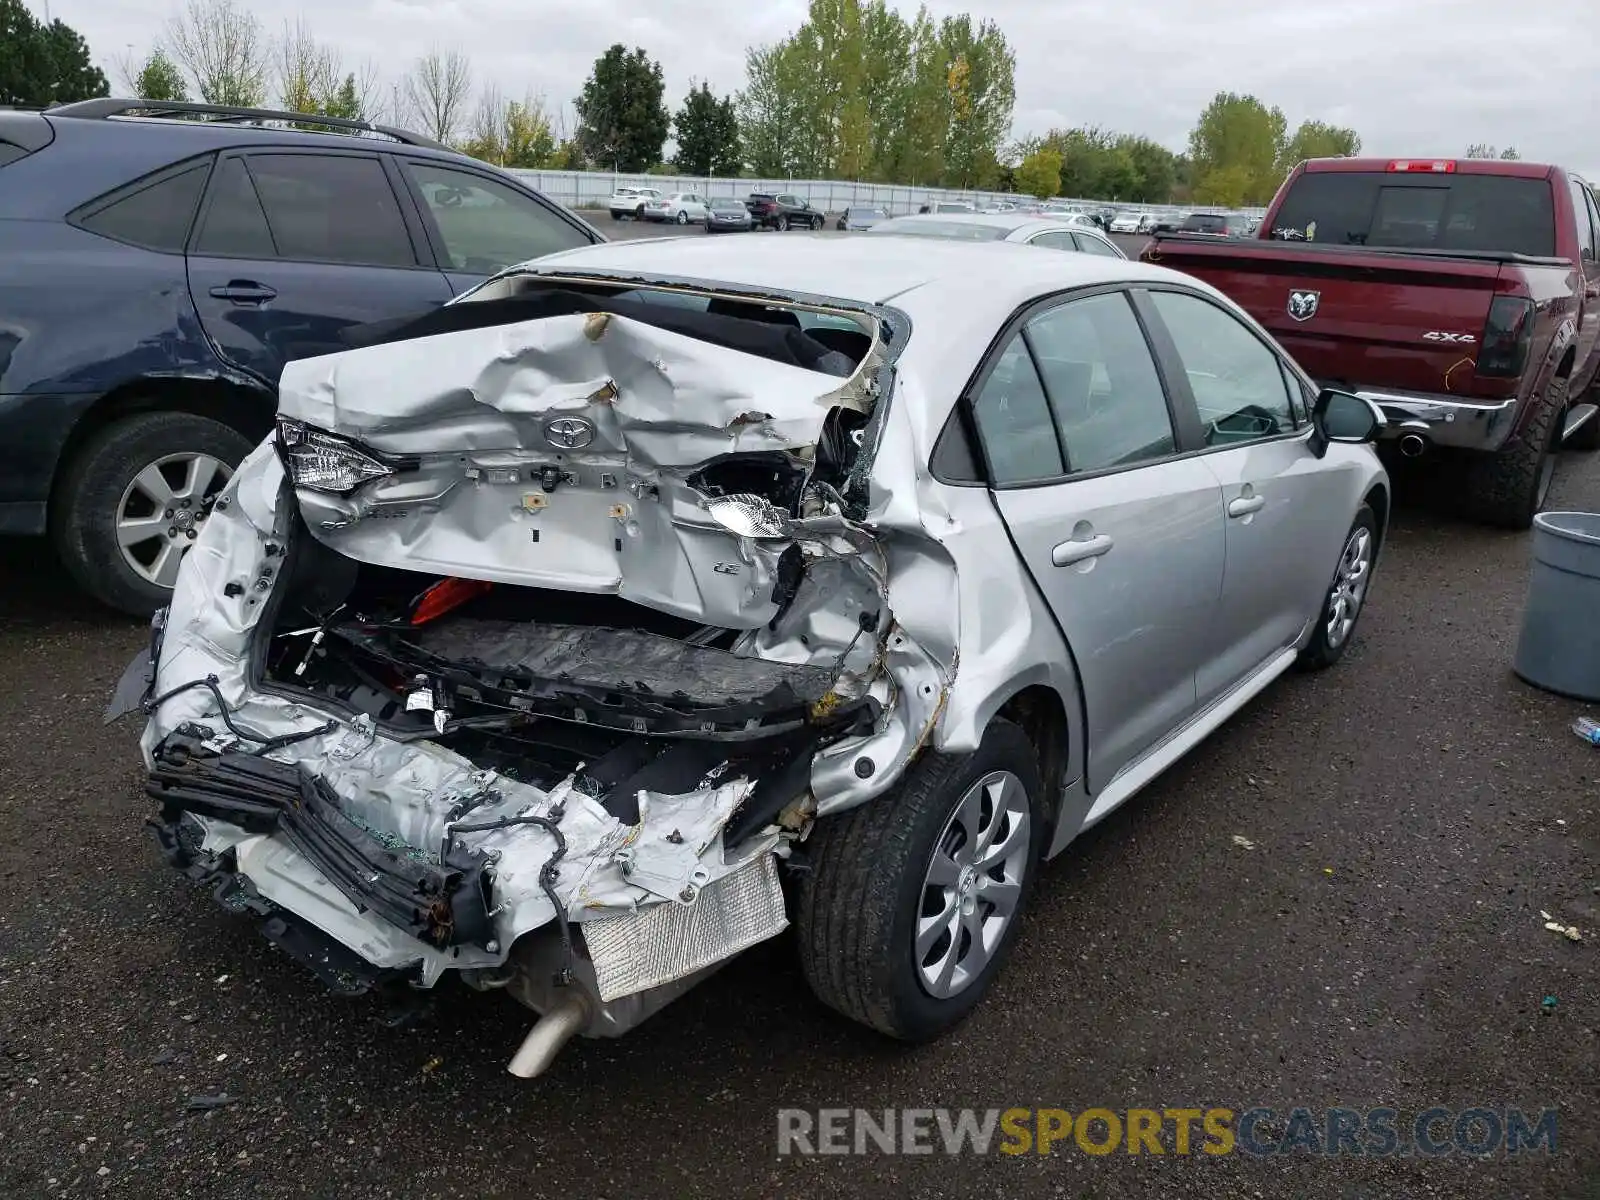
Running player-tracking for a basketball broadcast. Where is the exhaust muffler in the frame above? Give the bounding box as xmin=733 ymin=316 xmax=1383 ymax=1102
xmin=507 ymin=992 xmax=591 ymax=1079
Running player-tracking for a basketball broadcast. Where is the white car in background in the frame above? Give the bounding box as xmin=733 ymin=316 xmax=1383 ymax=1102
xmin=869 ymin=212 xmax=1127 ymax=258
xmin=642 ymin=192 xmax=712 ymax=225
xmin=607 ymin=186 xmax=663 ymax=221
xmin=1109 ymin=211 xmax=1150 ymax=234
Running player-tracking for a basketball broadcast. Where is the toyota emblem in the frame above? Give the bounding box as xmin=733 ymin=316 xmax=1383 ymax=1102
xmin=543 ymin=416 xmax=596 ymax=449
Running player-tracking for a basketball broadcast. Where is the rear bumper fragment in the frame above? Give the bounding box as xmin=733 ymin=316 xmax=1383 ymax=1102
xmin=1350 ymin=387 xmax=1519 ymax=452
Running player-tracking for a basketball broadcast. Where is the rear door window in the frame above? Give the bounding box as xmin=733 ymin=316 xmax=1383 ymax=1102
xmin=1148 ymin=290 xmax=1297 ymax=445
xmin=74 ymin=161 xmax=210 ymax=252
xmin=1029 ymin=231 xmax=1079 ymax=251
xmin=192 ymin=157 xmax=276 ymax=258
xmin=244 ymin=153 xmax=417 ymax=268
xmin=1270 ymin=171 xmax=1556 ymax=255
xmin=1073 ymin=232 xmax=1121 ymax=257
xmin=1571 ymin=180 xmax=1597 ymax=261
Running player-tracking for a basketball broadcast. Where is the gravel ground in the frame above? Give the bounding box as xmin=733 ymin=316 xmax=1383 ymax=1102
xmin=1 ymin=304 xmax=1596 ymax=1196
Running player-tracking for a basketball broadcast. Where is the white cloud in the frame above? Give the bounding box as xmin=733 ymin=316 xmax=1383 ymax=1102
xmin=49 ymin=0 xmax=1600 ymax=173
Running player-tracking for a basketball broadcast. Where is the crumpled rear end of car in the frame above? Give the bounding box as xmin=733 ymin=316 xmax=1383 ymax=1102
xmin=136 ymin=272 xmax=954 ymax=1075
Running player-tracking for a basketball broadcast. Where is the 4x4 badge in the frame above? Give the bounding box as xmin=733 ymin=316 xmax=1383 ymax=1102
xmin=1287 ymin=290 xmax=1320 ymax=322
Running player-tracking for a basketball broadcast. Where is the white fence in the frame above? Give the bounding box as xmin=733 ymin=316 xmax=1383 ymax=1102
xmin=507 ymin=168 xmax=1265 ymax=219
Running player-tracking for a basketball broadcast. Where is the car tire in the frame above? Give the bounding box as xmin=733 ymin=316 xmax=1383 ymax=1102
xmin=776 ymin=215 xmax=789 ymax=232
xmin=810 ymin=216 xmax=822 ymax=230
xmin=796 ymin=718 xmax=1044 ymax=1041
xmin=1459 ymin=375 xmax=1565 ymax=530
xmin=52 ymin=410 xmax=254 ymax=618
xmin=1296 ymin=503 xmax=1379 ymax=671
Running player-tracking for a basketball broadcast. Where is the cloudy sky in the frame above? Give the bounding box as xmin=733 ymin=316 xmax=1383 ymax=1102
xmin=47 ymin=0 xmax=1600 ymax=177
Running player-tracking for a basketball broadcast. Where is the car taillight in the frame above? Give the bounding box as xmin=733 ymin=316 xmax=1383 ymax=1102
xmin=410 ymin=576 xmax=493 ymax=626
xmin=1477 ymin=296 xmax=1536 ymax=378
xmin=1387 ymin=159 xmax=1456 ymax=173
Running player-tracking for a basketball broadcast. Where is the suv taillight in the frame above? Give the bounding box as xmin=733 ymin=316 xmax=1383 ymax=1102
xmin=1478 ymin=296 xmax=1536 ymax=378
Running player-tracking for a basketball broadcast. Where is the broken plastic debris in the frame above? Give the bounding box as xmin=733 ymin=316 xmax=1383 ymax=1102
xmin=1542 ymin=995 xmax=1558 ymax=1011
xmin=421 ymin=1056 xmax=444 ymax=1075
xmin=1231 ymin=834 xmax=1256 ymax=850
xmin=1322 ymin=867 xmax=1334 ymax=875
xmin=1541 ymin=912 xmax=1583 ymax=942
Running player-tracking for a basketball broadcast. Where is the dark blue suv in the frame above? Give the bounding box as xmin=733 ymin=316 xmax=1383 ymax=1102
xmin=0 ymin=99 xmax=603 ymax=615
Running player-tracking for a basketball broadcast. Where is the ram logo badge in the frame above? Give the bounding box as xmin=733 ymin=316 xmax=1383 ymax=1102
xmin=1287 ymin=290 xmax=1320 ymax=322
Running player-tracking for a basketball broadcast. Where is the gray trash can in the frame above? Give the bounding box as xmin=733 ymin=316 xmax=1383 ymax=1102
xmin=1514 ymin=511 xmax=1600 ymax=701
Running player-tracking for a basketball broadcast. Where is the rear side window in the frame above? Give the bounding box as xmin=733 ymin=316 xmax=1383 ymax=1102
xmin=245 ymin=154 xmax=416 ymax=268
xmin=1571 ymin=179 xmax=1596 ymax=261
xmin=1270 ymin=171 xmax=1556 ymax=256
xmin=970 ymin=337 xmax=1065 ymax=483
xmin=193 ymin=157 xmax=276 ymax=258
xmin=1074 ymin=232 xmax=1121 ymax=257
xmin=73 ymin=162 xmax=210 ymax=253
xmin=404 ymin=161 xmax=589 ymax=274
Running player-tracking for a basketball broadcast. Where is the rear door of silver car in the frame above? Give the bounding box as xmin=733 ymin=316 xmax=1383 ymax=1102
xmin=968 ymin=288 xmax=1224 ymax=790
xmin=1136 ymin=287 xmax=1355 ymax=703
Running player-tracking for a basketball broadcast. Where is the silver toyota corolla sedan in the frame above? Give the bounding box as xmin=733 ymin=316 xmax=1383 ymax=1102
xmin=117 ymin=235 xmax=1388 ymax=1078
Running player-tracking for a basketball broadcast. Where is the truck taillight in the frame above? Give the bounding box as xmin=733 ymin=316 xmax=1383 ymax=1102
xmin=1478 ymin=296 xmax=1535 ymax=378
xmin=1387 ymin=159 xmax=1456 ymax=173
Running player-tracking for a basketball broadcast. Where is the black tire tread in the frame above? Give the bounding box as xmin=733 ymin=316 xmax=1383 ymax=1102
xmin=1459 ymin=377 xmax=1564 ymax=529
xmin=796 ymin=719 xmax=1039 ymax=1039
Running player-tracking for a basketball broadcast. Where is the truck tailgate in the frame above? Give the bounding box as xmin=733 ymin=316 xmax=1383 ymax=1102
xmin=1143 ymin=239 xmax=1510 ymax=397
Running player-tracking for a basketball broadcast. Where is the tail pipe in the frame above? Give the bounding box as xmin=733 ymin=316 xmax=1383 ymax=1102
xmin=1399 ymin=433 xmax=1428 ymax=459
xmin=507 ymin=992 xmax=590 ymax=1079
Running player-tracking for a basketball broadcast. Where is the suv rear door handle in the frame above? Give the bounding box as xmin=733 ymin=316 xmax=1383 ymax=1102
xmin=1052 ymin=534 xmax=1113 ymax=566
xmin=209 ymin=281 xmax=277 ymax=305
xmin=1228 ymin=494 xmax=1266 ymax=518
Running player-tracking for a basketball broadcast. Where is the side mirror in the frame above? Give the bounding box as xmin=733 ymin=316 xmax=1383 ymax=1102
xmin=1310 ymin=388 xmax=1386 ymax=458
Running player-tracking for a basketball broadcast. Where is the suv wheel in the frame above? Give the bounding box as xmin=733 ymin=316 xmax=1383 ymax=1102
xmin=675 ymin=210 xmax=688 ymax=225
xmin=776 ymin=214 xmax=789 ymax=232
xmin=53 ymin=411 xmax=253 ymax=617
xmin=796 ymin=719 xmax=1043 ymax=1040
xmin=1460 ymin=376 xmax=1565 ymax=529
xmin=810 ymin=216 xmax=823 ymax=231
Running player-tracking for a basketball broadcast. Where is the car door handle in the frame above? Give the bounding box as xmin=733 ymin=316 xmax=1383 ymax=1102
xmin=209 ymin=281 xmax=277 ymax=304
xmin=1228 ymin=494 xmax=1266 ymax=518
xmin=1052 ymin=534 xmax=1114 ymax=566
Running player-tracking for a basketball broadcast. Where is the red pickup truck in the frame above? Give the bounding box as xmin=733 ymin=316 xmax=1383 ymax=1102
xmin=1142 ymin=158 xmax=1600 ymax=527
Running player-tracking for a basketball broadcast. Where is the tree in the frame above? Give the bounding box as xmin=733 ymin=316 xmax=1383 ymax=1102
xmin=575 ymin=44 xmax=669 ymax=173
xmin=938 ymin=14 xmax=1014 ymax=189
xmin=1279 ymin=119 xmax=1361 ymax=172
xmin=1015 ymin=145 xmax=1063 ymax=199
xmin=1188 ymin=91 xmax=1287 ymax=205
xmin=673 ymin=81 xmax=740 ymax=176
xmin=399 ymin=48 xmax=471 ymax=144
xmin=1118 ymin=135 xmax=1177 ymax=203
xmin=1467 ymin=143 xmax=1520 ymax=160
xmin=461 ymin=86 xmax=556 ymax=168
xmin=738 ymin=42 xmax=805 ymax=176
xmin=0 ymin=0 xmax=109 ymax=106
xmin=275 ymin=19 xmax=335 ymax=116
xmin=163 ymin=0 xmax=269 ymax=107
xmin=132 ymin=48 xmax=189 ymax=102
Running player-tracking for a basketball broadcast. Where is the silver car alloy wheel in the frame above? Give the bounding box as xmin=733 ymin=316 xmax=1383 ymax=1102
xmin=676 ymin=210 xmax=688 ymax=224
xmin=916 ymin=769 xmax=1031 ymax=1000
xmin=1325 ymin=525 xmax=1373 ymax=650
xmin=115 ymin=452 xmax=232 ymax=588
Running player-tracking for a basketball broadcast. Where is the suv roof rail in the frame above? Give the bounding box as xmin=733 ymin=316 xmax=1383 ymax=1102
xmin=45 ymin=97 xmax=448 ymax=151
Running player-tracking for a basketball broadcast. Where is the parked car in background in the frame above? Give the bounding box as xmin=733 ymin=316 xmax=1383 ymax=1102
xmin=1143 ymin=156 xmax=1600 ymax=528
xmin=128 ymin=233 xmax=1387 ymax=1078
xmin=1151 ymin=212 xmax=1189 ymax=234
xmin=919 ymin=201 xmax=975 ymax=215
xmin=607 ymin=185 xmax=662 ymax=220
xmin=1180 ymin=212 xmax=1253 ymax=238
xmin=704 ymin=196 xmax=754 ymax=233
xmin=869 ymin=212 xmax=1127 ymax=258
xmin=981 ymin=202 xmax=1017 ymax=214
xmin=1110 ymin=211 xmax=1151 ymax=234
xmin=747 ymin=192 xmax=824 ymax=230
xmin=0 ymin=98 xmax=602 ymax=616
xmin=642 ymin=192 xmax=710 ymax=225
xmin=838 ymin=205 xmax=889 ymax=231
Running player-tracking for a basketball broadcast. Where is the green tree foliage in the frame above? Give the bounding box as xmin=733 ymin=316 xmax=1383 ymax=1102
xmin=1189 ymin=91 xmax=1287 ymax=205
xmin=737 ymin=0 xmax=1013 ymax=187
xmin=672 ymin=82 xmax=741 ymax=176
xmin=461 ymin=88 xmax=557 ymax=168
xmin=0 ymin=0 xmax=109 ymax=106
xmin=1278 ymin=119 xmax=1360 ymax=171
xmin=1466 ymin=143 xmax=1520 ymax=160
xmin=133 ymin=48 xmax=189 ymax=102
xmin=1014 ymin=145 xmax=1063 ymax=199
xmin=575 ymin=44 xmax=669 ymax=173
xmin=1030 ymin=127 xmax=1178 ymax=202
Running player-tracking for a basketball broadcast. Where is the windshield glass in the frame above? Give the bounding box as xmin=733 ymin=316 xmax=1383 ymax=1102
xmin=1270 ymin=172 xmax=1555 ymax=255
xmin=873 ymin=219 xmax=1006 ymax=241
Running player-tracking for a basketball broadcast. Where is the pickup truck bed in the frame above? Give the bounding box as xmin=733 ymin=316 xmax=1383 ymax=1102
xmin=1143 ymin=158 xmax=1600 ymax=528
